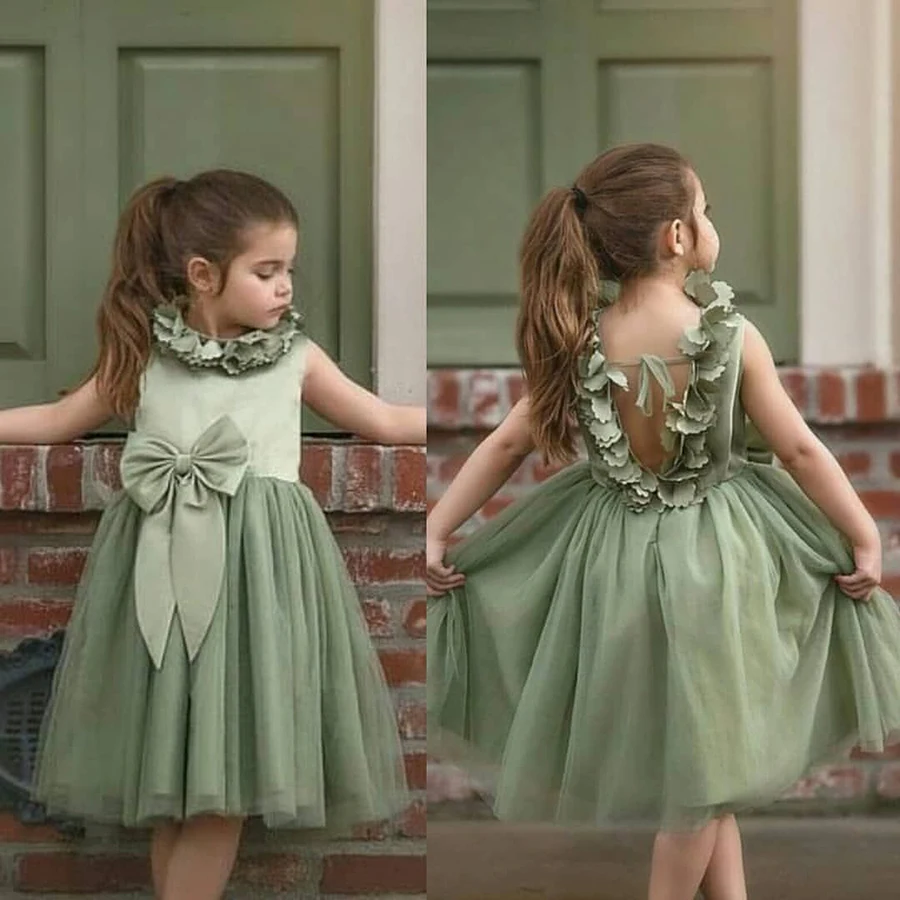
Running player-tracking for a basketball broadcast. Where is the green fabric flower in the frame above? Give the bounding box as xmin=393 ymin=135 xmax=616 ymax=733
xmin=575 ymin=272 xmax=742 ymax=511
xmin=153 ymin=303 xmax=304 ymax=375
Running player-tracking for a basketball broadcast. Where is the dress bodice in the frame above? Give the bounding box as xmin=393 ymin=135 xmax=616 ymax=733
xmin=132 ymin=306 xmax=309 ymax=482
xmin=574 ymin=273 xmax=747 ymax=512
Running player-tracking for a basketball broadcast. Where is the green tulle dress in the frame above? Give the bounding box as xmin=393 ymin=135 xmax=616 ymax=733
xmin=32 ymin=307 xmax=408 ymax=828
xmin=428 ymin=275 xmax=900 ymax=830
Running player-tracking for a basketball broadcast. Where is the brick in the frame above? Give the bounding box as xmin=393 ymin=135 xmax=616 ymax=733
xmin=0 ymin=447 xmax=38 ymax=509
xmin=397 ymin=799 xmax=427 ymax=838
xmin=882 ymin=575 xmax=900 ymax=597
xmin=0 ymin=599 xmax=73 ymax=637
xmin=300 ymin=443 xmax=333 ymax=507
xmin=405 ymin=751 xmax=427 ymax=790
xmin=379 ymin=649 xmax=426 ymax=687
xmin=859 ymin=491 xmax=900 ymax=519
xmin=0 ymin=548 xmax=17 ymax=584
xmin=438 ymin=453 xmax=467 ymax=482
xmin=343 ymin=549 xmax=425 ymax=585
xmin=396 ymin=701 xmax=426 ymax=739
xmin=393 ymin=448 xmax=426 ymax=511
xmin=469 ymin=371 xmax=502 ymax=428
xmin=0 ymin=512 xmax=100 ymax=535
xmin=780 ymin=764 xmax=868 ymax=801
xmin=532 ymin=456 xmax=564 ymax=483
xmin=46 ymin=445 xmax=84 ymax=511
xmin=817 ymin=371 xmax=846 ymax=420
xmin=320 ymin=854 xmax=426 ymax=894
xmin=0 ymin=813 xmax=68 ymax=844
xmin=14 ymin=852 xmax=150 ymax=892
xmin=779 ymin=370 xmax=809 ymax=413
xmin=508 ymin=372 xmax=526 ymax=406
xmin=402 ymin=598 xmax=426 ymax=639
xmin=362 ymin=597 xmax=394 ymax=638
xmin=430 ymin=370 xmax=461 ymax=427
xmin=27 ymin=548 xmax=88 ymax=586
xmin=342 ymin=445 xmax=384 ymax=511
xmin=87 ymin=444 xmax=123 ymax=500
xmin=233 ymin=853 xmax=311 ymax=891
xmin=839 ymin=451 xmax=872 ymax=477
xmin=328 ymin=512 xmax=387 ymax=536
xmin=481 ymin=496 xmax=514 ymax=519
xmin=890 ymin=452 xmax=900 ymax=479
xmin=856 ymin=370 xmax=887 ymax=422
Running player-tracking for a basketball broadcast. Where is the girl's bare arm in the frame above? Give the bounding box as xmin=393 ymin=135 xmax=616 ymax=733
xmin=0 ymin=377 xmax=113 ymax=444
xmin=741 ymin=322 xmax=880 ymax=598
xmin=428 ymin=397 xmax=535 ymax=542
xmin=302 ymin=342 xmax=425 ymax=445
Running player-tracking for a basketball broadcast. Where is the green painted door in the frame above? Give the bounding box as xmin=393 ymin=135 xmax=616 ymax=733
xmin=428 ymin=0 xmax=798 ymax=366
xmin=0 ymin=0 xmax=373 ymax=431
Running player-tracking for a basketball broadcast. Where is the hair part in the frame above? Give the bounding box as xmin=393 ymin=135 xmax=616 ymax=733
xmin=89 ymin=169 xmax=299 ymax=419
xmin=515 ymin=143 xmax=695 ymax=463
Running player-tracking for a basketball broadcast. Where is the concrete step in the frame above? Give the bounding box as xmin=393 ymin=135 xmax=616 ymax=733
xmin=427 ymin=817 xmax=900 ymax=899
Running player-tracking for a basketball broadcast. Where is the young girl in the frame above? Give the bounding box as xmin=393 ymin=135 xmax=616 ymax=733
xmin=0 ymin=170 xmax=425 ymax=900
xmin=426 ymin=143 xmax=900 ymax=900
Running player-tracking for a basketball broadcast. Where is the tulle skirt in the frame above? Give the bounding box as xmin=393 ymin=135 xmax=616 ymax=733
xmin=33 ymin=477 xmax=408 ymax=828
xmin=428 ymin=461 xmax=900 ymax=829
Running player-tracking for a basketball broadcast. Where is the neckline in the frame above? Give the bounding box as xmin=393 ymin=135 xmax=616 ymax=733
xmin=152 ymin=303 xmax=304 ymax=375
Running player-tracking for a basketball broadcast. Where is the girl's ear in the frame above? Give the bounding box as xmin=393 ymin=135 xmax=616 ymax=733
xmin=663 ymin=219 xmax=687 ymax=259
xmin=186 ymin=256 xmax=222 ymax=295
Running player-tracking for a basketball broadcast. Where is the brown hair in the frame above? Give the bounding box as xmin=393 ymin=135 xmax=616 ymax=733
xmin=515 ymin=143 xmax=695 ymax=463
xmin=89 ymin=169 xmax=299 ymax=419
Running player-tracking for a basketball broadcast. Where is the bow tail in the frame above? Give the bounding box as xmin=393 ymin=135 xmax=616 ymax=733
xmin=170 ymin=488 xmax=229 ymax=663
xmin=134 ymin=504 xmax=178 ymax=670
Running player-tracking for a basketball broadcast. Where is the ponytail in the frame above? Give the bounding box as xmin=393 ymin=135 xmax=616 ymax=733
xmin=515 ymin=186 xmax=599 ymax=464
xmin=91 ymin=177 xmax=179 ymax=419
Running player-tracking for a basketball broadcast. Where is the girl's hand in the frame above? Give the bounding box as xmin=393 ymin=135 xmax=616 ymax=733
xmin=426 ymin=534 xmax=466 ymax=597
xmin=835 ymin=542 xmax=882 ymax=602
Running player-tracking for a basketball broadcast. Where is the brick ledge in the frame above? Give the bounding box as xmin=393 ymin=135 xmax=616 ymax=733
xmin=0 ymin=440 xmax=425 ymax=514
xmin=428 ymin=367 xmax=900 ymax=429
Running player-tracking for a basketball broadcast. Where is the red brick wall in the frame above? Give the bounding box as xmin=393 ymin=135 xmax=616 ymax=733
xmin=0 ymin=439 xmax=426 ymax=898
xmin=427 ymin=367 xmax=900 ymax=816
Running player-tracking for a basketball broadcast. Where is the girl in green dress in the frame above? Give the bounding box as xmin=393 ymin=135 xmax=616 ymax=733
xmin=427 ymin=143 xmax=900 ymax=900
xmin=0 ymin=170 xmax=425 ymax=900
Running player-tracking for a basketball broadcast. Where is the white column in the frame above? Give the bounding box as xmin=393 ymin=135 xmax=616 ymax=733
xmin=373 ymin=0 xmax=427 ymax=403
xmin=800 ymin=0 xmax=892 ymax=366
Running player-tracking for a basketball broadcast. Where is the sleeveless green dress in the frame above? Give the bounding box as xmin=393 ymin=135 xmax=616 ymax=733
xmin=428 ymin=275 xmax=900 ymax=830
xmin=32 ymin=307 xmax=408 ymax=828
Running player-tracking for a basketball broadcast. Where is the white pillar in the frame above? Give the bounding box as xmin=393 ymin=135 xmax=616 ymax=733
xmin=800 ymin=0 xmax=892 ymax=366
xmin=373 ymin=0 xmax=427 ymax=403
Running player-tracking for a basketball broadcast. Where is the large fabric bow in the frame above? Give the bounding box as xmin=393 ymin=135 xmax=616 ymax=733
xmin=120 ymin=415 xmax=250 ymax=669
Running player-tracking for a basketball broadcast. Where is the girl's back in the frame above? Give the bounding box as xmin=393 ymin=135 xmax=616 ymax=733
xmin=594 ymin=285 xmax=702 ymax=473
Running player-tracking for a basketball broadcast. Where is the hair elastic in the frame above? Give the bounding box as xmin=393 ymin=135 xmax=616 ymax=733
xmin=571 ymin=185 xmax=589 ymax=217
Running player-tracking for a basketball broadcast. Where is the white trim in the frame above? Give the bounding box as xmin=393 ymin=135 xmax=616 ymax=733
xmin=799 ymin=0 xmax=892 ymax=366
xmin=372 ymin=0 xmax=427 ymax=403
xmin=872 ymin=0 xmax=892 ymax=368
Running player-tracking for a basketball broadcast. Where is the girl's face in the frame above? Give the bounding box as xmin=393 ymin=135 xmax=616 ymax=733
xmin=205 ymin=221 xmax=298 ymax=332
xmin=686 ymin=172 xmax=720 ymax=273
